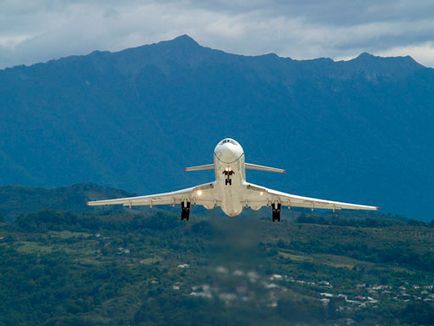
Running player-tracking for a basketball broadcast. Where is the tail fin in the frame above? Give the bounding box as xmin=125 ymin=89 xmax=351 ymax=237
xmin=245 ymin=163 xmax=286 ymax=173
xmin=184 ymin=164 xmax=214 ymax=172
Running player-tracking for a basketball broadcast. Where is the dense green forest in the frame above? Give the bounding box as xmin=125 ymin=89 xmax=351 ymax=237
xmin=0 ymin=185 xmax=433 ymax=325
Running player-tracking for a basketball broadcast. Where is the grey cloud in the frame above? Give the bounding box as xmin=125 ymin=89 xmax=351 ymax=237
xmin=0 ymin=0 xmax=433 ymax=68
xmin=181 ymin=0 xmax=434 ymax=26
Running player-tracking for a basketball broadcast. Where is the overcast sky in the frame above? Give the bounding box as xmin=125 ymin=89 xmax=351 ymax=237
xmin=1 ymin=0 xmax=434 ymax=68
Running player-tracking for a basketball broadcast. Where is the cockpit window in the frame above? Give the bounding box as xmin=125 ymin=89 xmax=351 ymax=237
xmin=221 ymin=139 xmax=237 ymax=145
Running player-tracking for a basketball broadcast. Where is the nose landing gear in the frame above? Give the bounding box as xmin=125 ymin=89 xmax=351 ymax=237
xmin=181 ymin=202 xmax=191 ymax=221
xmin=223 ymin=170 xmax=234 ymax=186
xmin=272 ymin=203 xmax=281 ymax=222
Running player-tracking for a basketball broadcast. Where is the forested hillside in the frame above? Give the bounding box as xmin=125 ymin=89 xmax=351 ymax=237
xmin=1 ymin=208 xmax=433 ymax=324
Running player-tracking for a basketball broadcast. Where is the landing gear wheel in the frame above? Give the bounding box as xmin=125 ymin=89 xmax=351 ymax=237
xmin=181 ymin=202 xmax=191 ymax=221
xmin=272 ymin=203 xmax=281 ymax=222
xmin=223 ymin=170 xmax=234 ymax=186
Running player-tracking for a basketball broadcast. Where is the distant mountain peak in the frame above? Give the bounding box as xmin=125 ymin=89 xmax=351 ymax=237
xmin=357 ymin=52 xmax=375 ymax=58
xmin=351 ymin=51 xmax=422 ymax=68
xmin=167 ymin=34 xmax=200 ymax=47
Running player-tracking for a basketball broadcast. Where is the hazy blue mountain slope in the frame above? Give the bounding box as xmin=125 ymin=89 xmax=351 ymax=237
xmin=0 ymin=183 xmax=132 ymax=219
xmin=0 ymin=35 xmax=433 ymax=219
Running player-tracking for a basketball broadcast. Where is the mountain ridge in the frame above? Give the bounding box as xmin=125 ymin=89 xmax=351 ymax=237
xmin=1 ymin=34 xmax=426 ymax=72
xmin=0 ymin=35 xmax=433 ymax=219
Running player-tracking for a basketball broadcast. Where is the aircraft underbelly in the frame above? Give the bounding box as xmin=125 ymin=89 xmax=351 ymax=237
xmin=221 ymin=188 xmax=243 ymax=217
xmin=214 ymin=149 xmax=245 ymax=217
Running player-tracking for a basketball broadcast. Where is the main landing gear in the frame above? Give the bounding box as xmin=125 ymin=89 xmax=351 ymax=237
xmin=272 ymin=203 xmax=281 ymax=222
xmin=181 ymin=202 xmax=191 ymax=221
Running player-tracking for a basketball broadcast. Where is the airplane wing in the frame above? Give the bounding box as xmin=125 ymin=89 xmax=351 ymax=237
xmin=244 ymin=183 xmax=378 ymax=211
xmin=87 ymin=182 xmax=217 ymax=208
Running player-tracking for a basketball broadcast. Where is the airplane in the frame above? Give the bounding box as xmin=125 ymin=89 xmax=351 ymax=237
xmin=87 ymin=138 xmax=378 ymax=221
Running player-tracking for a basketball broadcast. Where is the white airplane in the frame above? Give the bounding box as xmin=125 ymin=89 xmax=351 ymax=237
xmin=88 ymin=138 xmax=377 ymax=221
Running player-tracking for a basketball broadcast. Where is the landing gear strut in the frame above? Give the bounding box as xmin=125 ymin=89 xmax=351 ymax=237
xmin=223 ymin=170 xmax=234 ymax=186
xmin=181 ymin=202 xmax=191 ymax=221
xmin=272 ymin=203 xmax=281 ymax=222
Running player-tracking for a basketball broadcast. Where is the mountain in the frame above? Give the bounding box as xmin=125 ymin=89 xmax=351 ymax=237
xmin=0 ymin=183 xmax=132 ymax=219
xmin=0 ymin=35 xmax=433 ymax=219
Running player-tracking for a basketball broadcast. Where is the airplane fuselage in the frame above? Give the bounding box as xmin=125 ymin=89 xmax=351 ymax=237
xmin=213 ymin=139 xmax=247 ymax=216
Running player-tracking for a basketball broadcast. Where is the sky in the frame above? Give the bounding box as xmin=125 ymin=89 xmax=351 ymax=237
xmin=1 ymin=0 xmax=434 ymax=68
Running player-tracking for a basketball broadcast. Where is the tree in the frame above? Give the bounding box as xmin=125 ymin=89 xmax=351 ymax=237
xmin=401 ymin=302 xmax=434 ymax=325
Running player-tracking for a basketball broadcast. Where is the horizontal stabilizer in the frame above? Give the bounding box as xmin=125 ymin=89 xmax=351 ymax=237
xmin=184 ymin=164 xmax=214 ymax=172
xmin=245 ymin=163 xmax=286 ymax=173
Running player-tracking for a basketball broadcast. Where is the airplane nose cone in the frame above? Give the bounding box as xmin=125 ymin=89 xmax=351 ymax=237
xmin=215 ymin=140 xmax=244 ymax=163
xmin=217 ymin=145 xmax=237 ymax=163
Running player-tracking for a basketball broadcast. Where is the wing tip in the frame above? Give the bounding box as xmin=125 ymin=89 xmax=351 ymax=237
xmin=87 ymin=201 xmax=105 ymax=207
xmin=356 ymin=205 xmax=378 ymax=211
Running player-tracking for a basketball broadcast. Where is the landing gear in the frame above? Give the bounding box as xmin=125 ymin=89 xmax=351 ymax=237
xmin=272 ymin=203 xmax=281 ymax=222
xmin=181 ymin=202 xmax=191 ymax=221
xmin=223 ymin=170 xmax=234 ymax=186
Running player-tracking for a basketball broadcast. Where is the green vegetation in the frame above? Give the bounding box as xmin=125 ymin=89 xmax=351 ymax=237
xmin=0 ymin=207 xmax=433 ymax=325
xmin=0 ymin=184 xmax=132 ymax=220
